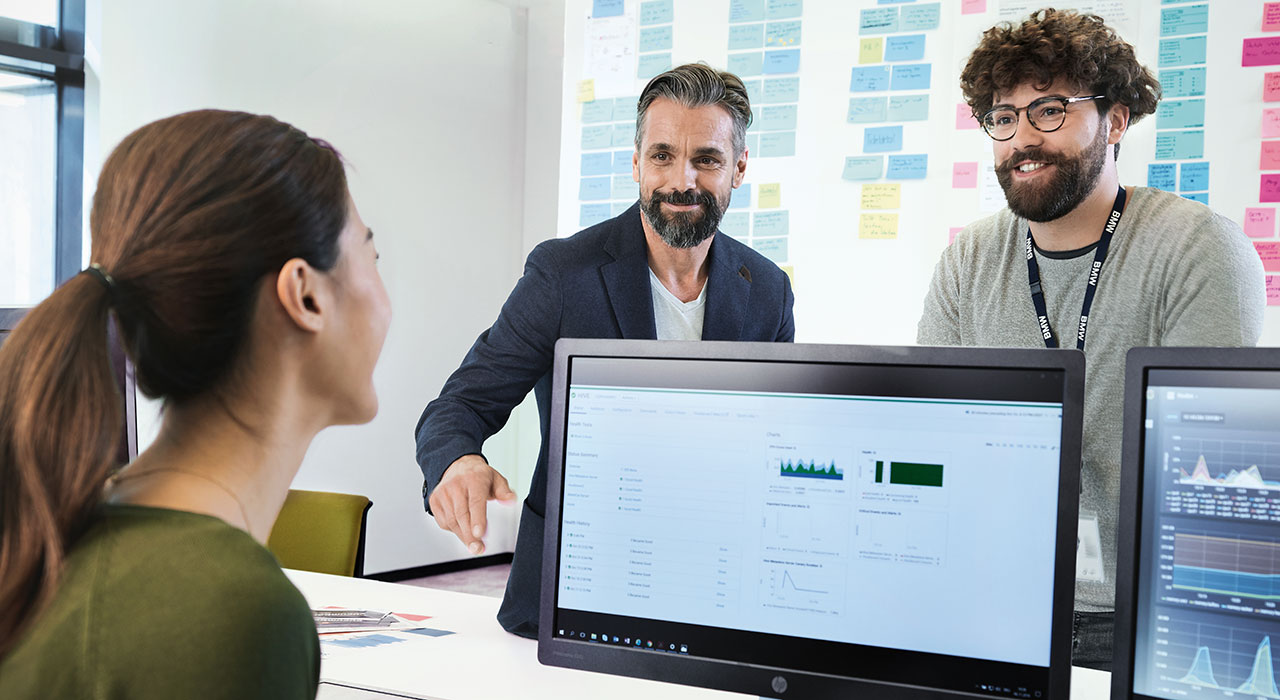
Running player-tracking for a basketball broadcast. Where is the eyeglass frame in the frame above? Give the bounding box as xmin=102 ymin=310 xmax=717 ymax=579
xmin=979 ymin=95 xmax=1107 ymax=141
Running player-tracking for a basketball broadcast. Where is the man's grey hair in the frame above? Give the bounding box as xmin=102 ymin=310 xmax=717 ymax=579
xmin=633 ymin=63 xmax=753 ymax=157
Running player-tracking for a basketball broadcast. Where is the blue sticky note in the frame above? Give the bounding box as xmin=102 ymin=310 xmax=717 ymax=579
xmin=1181 ymin=192 xmax=1209 ymax=205
xmin=1147 ymin=163 xmax=1176 ymax=191
xmin=753 ymin=210 xmax=790 ymax=236
xmin=612 ymin=150 xmax=633 ymax=174
xmin=885 ymin=35 xmax=926 ymax=62
xmin=763 ymin=49 xmax=800 ymax=74
xmin=1179 ymin=162 xmax=1209 ymax=192
xmin=1154 ymin=130 xmax=1205 ymax=160
xmin=765 ymin=20 xmax=801 ymax=47
xmin=639 ymin=25 xmax=673 ymax=52
xmin=860 ymin=7 xmax=899 ymax=34
xmin=743 ymin=79 xmax=763 ymax=106
xmin=611 ymin=201 xmax=632 ymax=216
xmin=766 ymin=0 xmax=802 ymax=20
xmin=891 ymin=64 xmax=931 ymax=91
xmin=848 ymin=96 xmax=889 ymax=123
xmin=761 ymin=104 xmax=798 ymax=130
xmin=581 ymin=99 xmax=614 ymax=124
xmin=729 ymin=24 xmax=764 ymax=50
xmin=593 ymin=0 xmax=623 ymax=18
xmin=1156 ymin=99 xmax=1205 ymax=129
xmin=581 ymin=152 xmax=612 ymax=176
xmin=851 ymin=66 xmax=891 ymax=92
xmin=730 ymin=0 xmax=765 ymax=22
xmin=900 ymin=3 xmax=941 ymax=31
xmin=729 ymin=52 xmax=764 ymax=77
xmin=746 ymin=133 xmax=760 ymax=154
xmin=640 ymin=0 xmax=674 ymax=25
xmin=1158 ymin=35 xmax=1207 ymax=67
xmin=886 ymin=154 xmax=928 ymax=180
xmin=878 ymin=0 xmax=914 ymax=3
xmin=612 ymin=123 xmax=636 ymax=148
xmin=580 ymin=203 xmax=612 ymax=227
xmin=720 ymin=211 xmax=750 ymax=238
xmin=1158 ymin=68 xmax=1206 ymax=97
xmin=615 ymin=96 xmax=639 ymax=119
xmin=582 ymin=125 xmax=613 ymax=150
xmin=752 ymin=236 xmax=788 ymax=263
xmin=638 ymin=53 xmax=672 ymax=79
xmin=761 ymin=77 xmax=800 ymax=103
xmin=611 ymin=174 xmax=635 ymax=200
xmin=580 ymin=176 xmax=611 ymax=200
xmin=864 ymin=125 xmax=903 ymax=153
xmin=759 ymin=131 xmax=796 ymax=157
xmin=1161 ymin=4 xmax=1208 ymax=37
xmin=887 ymin=94 xmax=929 ymax=122
xmin=729 ymin=184 xmax=752 ymax=209
xmin=842 ymin=155 xmax=885 ymax=181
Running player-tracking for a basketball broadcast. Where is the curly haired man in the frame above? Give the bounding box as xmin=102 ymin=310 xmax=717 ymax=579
xmin=917 ymin=9 xmax=1264 ymax=670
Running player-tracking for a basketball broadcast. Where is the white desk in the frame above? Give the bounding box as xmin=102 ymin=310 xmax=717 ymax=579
xmin=287 ymin=570 xmax=1112 ymax=700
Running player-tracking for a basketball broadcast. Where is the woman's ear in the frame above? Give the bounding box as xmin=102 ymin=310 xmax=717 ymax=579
xmin=274 ymin=258 xmax=327 ymax=333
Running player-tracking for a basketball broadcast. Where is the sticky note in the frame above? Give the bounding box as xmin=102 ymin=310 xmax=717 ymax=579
xmin=1264 ymin=141 xmax=1280 ymax=170
xmin=859 ymin=213 xmax=899 ymax=239
xmin=640 ymin=0 xmax=674 ymax=25
xmin=757 ymin=183 xmax=782 ymax=208
xmin=1156 ymin=99 xmax=1205 ymax=129
xmin=1267 ymin=3 xmax=1280 ymax=32
xmin=581 ymin=152 xmax=612 ymax=177
xmin=949 ymin=227 xmax=964 ymax=244
xmin=1179 ymin=162 xmax=1208 ymax=192
xmin=864 ymin=125 xmax=903 ymax=153
xmin=720 ymin=211 xmax=749 ymax=238
xmin=1244 ymin=37 xmax=1280 ymax=67
xmin=639 ymin=25 xmax=673 ymax=52
xmin=577 ymin=79 xmax=596 ymax=103
xmin=752 ymin=236 xmax=788 ymax=263
xmin=761 ymin=77 xmax=800 ymax=103
xmin=1161 ymin=4 xmax=1208 ymax=37
xmin=765 ymin=20 xmax=801 ymax=47
xmin=861 ymin=183 xmax=900 ymax=209
xmin=759 ymin=131 xmax=796 ymax=157
xmin=746 ymin=133 xmax=759 ymax=154
xmin=861 ymin=7 xmax=899 ymax=34
xmin=961 ymin=0 xmax=986 ymax=14
xmin=761 ymin=104 xmax=798 ymax=131
xmin=730 ymin=0 xmax=765 ymax=22
xmin=766 ymin=0 xmax=802 ymax=20
xmin=1262 ymin=173 xmax=1280 ymax=202
xmin=848 ymin=97 xmax=889 ymax=123
xmin=1268 ymin=276 xmax=1280 ymax=306
xmin=1147 ymin=163 xmax=1177 ymax=191
xmin=763 ymin=49 xmax=800 ymax=74
xmin=580 ymin=203 xmax=611 ymax=227
xmin=638 ymin=53 xmax=672 ymax=79
xmin=612 ymin=150 xmax=633 ymax=174
xmin=885 ymin=35 xmax=926 ymax=62
xmin=851 ymin=66 xmax=891 ymax=92
xmin=859 ymin=38 xmax=884 ymax=64
xmin=580 ymin=177 xmax=611 ymax=200
xmin=891 ymin=64 xmax=931 ymax=91
xmin=843 ymin=156 xmax=884 ymax=181
xmin=1154 ymin=131 xmax=1204 ymax=160
xmin=754 ymin=210 xmax=789 ymax=236
xmin=593 ymin=0 xmax=623 ymax=18
xmin=1266 ymin=73 xmax=1280 ymax=102
xmin=1159 ymin=68 xmax=1206 ymax=97
xmin=729 ymin=52 xmax=764 ymax=77
xmin=900 ymin=3 xmax=941 ymax=31
xmin=888 ymin=94 xmax=929 ymax=122
xmin=612 ymin=122 xmax=636 ymax=148
xmin=1246 ymin=208 xmax=1277 ymax=238
xmin=729 ymin=183 xmax=752 ymax=209
xmin=1266 ymin=109 xmax=1280 ymax=138
xmin=729 ymin=24 xmax=764 ymax=50
xmin=582 ymin=99 xmax=615 ymax=123
xmin=1256 ymin=241 xmax=1280 ymax=271
xmin=1182 ymin=192 xmax=1208 ymax=205
xmin=886 ymin=154 xmax=928 ymax=179
xmin=611 ymin=201 xmax=631 ymax=216
xmin=1159 ymin=36 xmax=1207 ymax=67
xmin=956 ymin=104 xmax=980 ymax=130
xmin=953 ymin=161 xmax=978 ymax=188
xmin=583 ymin=125 xmax=613 ymax=150
xmin=612 ymin=174 xmax=635 ymax=199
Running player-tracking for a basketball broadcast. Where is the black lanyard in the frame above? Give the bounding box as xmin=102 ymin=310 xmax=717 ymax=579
xmin=1026 ymin=186 xmax=1126 ymax=351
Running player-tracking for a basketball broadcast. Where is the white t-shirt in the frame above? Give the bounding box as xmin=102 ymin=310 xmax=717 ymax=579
xmin=649 ymin=268 xmax=706 ymax=341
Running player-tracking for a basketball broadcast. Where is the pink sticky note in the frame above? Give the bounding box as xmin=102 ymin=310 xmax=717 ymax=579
xmin=949 ymin=227 xmax=964 ymax=245
xmin=1257 ymin=242 xmax=1280 ymax=271
xmin=1268 ymin=276 xmax=1280 ymax=305
xmin=1245 ymin=37 xmax=1280 ymax=67
xmin=1266 ymin=109 xmax=1280 ymax=138
xmin=1246 ymin=208 xmax=1277 ymax=238
xmin=1267 ymin=73 xmax=1280 ymax=102
xmin=1266 ymin=3 xmax=1280 ymax=32
xmin=956 ymin=104 xmax=980 ymax=130
xmin=952 ymin=162 xmax=978 ymax=188
xmin=1264 ymin=141 xmax=1280 ymax=170
xmin=1264 ymin=174 xmax=1280 ymax=202
xmin=961 ymin=0 xmax=986 ymax=14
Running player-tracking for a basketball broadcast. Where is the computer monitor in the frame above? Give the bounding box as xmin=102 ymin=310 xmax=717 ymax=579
xmin=0 ymin=306 xmax=137 ymax=463
xmin=1113 ymin=348 xmax=1280 ymax=700
xmin=539 ymin=340 xmax=1084 ymax=700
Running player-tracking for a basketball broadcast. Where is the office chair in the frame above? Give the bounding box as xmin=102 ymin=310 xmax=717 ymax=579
xmin=267 ymin=489 xmax=373 ymax=577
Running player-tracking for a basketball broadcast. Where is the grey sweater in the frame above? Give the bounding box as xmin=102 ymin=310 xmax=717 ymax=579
xmin=917 ymin=186 xmax=1265 ymax=612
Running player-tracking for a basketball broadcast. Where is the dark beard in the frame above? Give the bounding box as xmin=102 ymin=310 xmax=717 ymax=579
xmin=996 ymin=125 xmax=1109 ymax=223
xmin=640 ymin=187 xmax=726 ymax=249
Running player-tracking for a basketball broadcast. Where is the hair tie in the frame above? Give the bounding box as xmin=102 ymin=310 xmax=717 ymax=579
xmin=84 ymin=263 xmax=118 ymax=301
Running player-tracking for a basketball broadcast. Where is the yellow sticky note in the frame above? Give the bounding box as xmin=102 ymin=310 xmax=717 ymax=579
xmin=577 ymin=79 xmax=596 ymax=103
xmin=860 ymin=183 xmax=900 ymax=210
xmin=859 ymin=38 xmax=884 ymax=65
xmin=779 ymin=264 xmax=795 ymax=286
xmin=859 ymin=213 xmax=899 ymax=239
xmin=758 ymin=183 xmax=782 ymax=208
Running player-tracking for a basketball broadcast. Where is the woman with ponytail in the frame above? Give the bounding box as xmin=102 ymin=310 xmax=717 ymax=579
xmin=0 ymin=109 xmax=390 ymax=698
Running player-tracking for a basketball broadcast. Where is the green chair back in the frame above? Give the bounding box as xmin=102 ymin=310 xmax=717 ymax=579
xmin=267 ymin=489 xmax=372 ymax=577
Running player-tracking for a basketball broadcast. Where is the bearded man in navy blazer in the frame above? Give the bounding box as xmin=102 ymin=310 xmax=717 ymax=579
xmin=414 ymin=63 xmax=795 ymax=638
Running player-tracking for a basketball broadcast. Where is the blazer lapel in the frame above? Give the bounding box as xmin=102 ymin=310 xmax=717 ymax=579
xmin=601 ymin=204 xmax=658 ymax=340
xmin=701 ymin=234 xmax=751 ymax=341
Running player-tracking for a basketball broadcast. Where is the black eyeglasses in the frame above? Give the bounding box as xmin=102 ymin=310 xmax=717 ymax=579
xmin=980 ymin=95 xmax=1106 ymax=141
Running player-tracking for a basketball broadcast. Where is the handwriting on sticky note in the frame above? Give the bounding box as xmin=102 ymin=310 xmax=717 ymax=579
xmin=859 ymin=213 xmax=899 ymax=240
xmin=859 ymin=37 xmax=884 ymax=64
xmin=1266 ymin=3 xmax=1280 ymax=32
xmin=1257 ymin=242 xmax=1280 ymax=272
xmin=1267 ymin=109 xmax=1280 ymax=139
xmin=1246 ymin=208 xmax=1277 ymax=238
xmin=1147 ymin=163 xmax=1177 ymax=191
xmin=1268 ymin=276 xmax=1280 ymax=306
xmin=864 ymin=125 xmax=904 ymax=153
xmin=758 ymin=183 xmax=782 ymax=208
xmin=952 ymin=162 xmax=978 ymax=189
xmin=956 ymin=103 xmax=980 ymax=130
xmin=577 ymin=79 xmax=596 ymax=103
xmin=1263 ymin=174 xmax=1280 ymax=202
xmin=961 ymin=0 xmax=986 ymax=14
xmin=843 ymin=156 xmax=885 ymax=181
xmin=861 ymin=184 xmax=901 ymax=210
xmin=1267 ymin=73 xmax=1280 ymax=102
xmin=1245 ymin=37 xmax=1280 ymax=67
xmin=1264 ymin=142 xmax=1280 ymax=171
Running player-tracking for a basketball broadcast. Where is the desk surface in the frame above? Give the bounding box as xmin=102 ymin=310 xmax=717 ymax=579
xmin=287 ymin=570 xmax=1111 ymax=700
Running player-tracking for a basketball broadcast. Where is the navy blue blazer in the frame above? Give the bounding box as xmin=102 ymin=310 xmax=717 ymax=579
xmin=414 ymin=202 xmax=795 ymax=637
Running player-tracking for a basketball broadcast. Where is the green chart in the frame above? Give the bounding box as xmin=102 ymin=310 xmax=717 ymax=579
xmin=874 ymin=461 xmax=944 ymax=487
xmin=779 ymin=459 xmax=843 ymax=481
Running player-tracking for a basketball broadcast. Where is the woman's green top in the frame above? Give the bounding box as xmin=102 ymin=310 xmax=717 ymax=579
xmin=0 ymin=504 xmax=319 ymax=699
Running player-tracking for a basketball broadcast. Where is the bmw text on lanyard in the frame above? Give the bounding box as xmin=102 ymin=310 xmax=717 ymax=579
xmin=1025 ymin=186 xmax=1126 ymax=351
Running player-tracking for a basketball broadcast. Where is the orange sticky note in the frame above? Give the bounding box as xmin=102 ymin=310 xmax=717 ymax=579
xmin=1246 ymin=208 xmax=1276 ymax=238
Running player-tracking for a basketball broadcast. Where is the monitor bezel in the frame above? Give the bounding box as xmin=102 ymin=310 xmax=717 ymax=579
xmin=539 ymin=339 xmax=1084 ymax=700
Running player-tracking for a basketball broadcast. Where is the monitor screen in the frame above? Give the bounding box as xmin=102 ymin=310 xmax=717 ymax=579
xmin=1123 ymin=365 xmax=1280 ymax=700
xmin=540 ymin=341 xmax=1082 ymax=700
